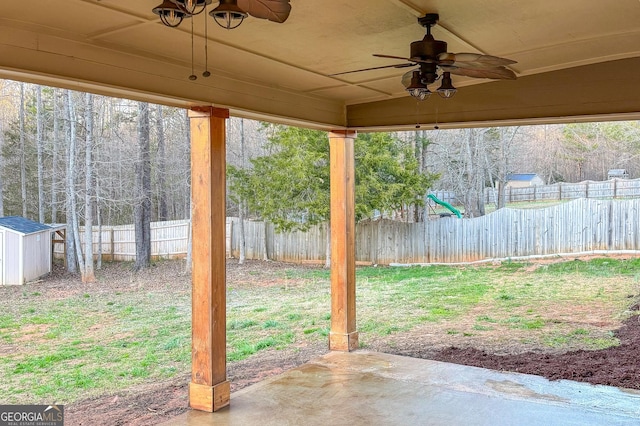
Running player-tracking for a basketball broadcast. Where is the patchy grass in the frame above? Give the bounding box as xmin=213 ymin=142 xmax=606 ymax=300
xmin=0 ymin=257 xmax=638 ymax=405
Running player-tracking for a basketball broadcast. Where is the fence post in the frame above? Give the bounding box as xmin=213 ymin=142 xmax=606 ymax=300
xmin=559 ymin=183 xmax=562 ymax=200
xmin=585 ymin=181 xmax=589 ymax=198
xmin=110 ymin=229 xmax=114 ymax=261
xmin=613 ymin=179 xmax=618 ymax=198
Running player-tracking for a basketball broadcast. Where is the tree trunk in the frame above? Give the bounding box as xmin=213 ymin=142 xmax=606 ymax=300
xmin=156 ymin=105 xmax=168 ymax=221
xmin=185 ymin=211 xmax=192 ymax=274
xmin=97 ymin=184 xmax=103 ymax=270
xmin=20 ymin=83 xmax=27 ymax=218
xmin=238 ymin=118 xmax=246 ymax=264
xmin=51 ymin=89 xmax=60 ymax=223
xmin=0 ymin=126 xmax=4 ymax=217
xmin=413 ymin=131 xmax=424 ymax=222
xmin=36 ymin=86 xmax=45 ymax=223
xmin=262 ymin=221 xmax=269 ymax=261
xmin=82 ymin=93 xmax=96 ymax=283
xmin=238 ymin=202 xmax=246 ymax=264
xmin=324 ymin=222 xmax=331 ymax=268
xmin=134 ymin=102 xmax=152 ymax=271
xmin=184 ymin=110 xmax=191 ymax=221
xmin=462 ymin=129 xmax=477 ymax=217
xmin=64 ymin=90 xmax=79 ymax=273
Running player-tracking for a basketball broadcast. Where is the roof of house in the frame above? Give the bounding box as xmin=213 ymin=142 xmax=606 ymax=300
xmin=0 ymin=216 xmax=51 ymax=235
xmin=506 ymin=173 xmax=541 ymax=182
xmin=608 ymin=169 xmax=628 ymax=174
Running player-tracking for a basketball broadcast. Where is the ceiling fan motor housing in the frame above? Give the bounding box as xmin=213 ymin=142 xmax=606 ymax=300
xmin=410 ymin=37 xmax=447 ymax=62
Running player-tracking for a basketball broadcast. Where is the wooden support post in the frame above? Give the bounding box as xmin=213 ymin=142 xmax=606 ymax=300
xmin=329 ymin=130 xmax=358 ymax=352
xmin=188 ymin=106 xmax=230 ymax=412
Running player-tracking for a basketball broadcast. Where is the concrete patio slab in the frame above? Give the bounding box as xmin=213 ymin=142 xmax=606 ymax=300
xmin=164 ymin=351 xmax=640 ymax=426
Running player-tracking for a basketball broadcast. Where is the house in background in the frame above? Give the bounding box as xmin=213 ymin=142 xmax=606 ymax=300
xmin=505 ymin=173 xmax=545 ymax=188
xmin=608 ymin=169 xmax=629 ymax=180
xmin=0 ymin=216 xmax=53 ymax=285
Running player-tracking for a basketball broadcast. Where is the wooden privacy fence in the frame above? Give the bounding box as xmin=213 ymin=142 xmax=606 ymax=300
xmin=54 ymin=219 xmax=233 ymax=261
xmin=54 ymin=219 xmax=190 ymax=261
xmin=484 ymin=178 xmax=640 ymax=204
xmin=230 ymin=198 xmax=640 ymax=264
xmin=55 ymin=198 xmax=640 ymax=264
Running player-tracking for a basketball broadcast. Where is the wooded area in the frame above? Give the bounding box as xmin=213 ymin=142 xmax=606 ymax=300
xmin=1 ymin=79 xmax=639 ymax=272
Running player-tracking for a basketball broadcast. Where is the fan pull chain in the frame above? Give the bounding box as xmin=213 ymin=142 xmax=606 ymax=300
xmin=203 ymin=6 xmax=211 ymax=77
xmin=189 ymin=17 xmax=197 ymax=80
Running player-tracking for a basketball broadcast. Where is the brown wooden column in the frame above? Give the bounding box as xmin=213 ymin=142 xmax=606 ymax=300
xmin=188 ymin=106 xmax=230 ymax=412
xmin=329 ymin=130 xmax=358 ymax=351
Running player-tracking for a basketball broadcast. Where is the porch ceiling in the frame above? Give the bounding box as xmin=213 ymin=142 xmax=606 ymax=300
xmin=1 ymin=1 xmax=639 ymax=130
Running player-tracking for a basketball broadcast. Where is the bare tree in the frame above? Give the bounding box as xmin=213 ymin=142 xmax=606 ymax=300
xmin=491 ymin=127 xmax=520 ymax=209
xmin=155 ymin=105 xmax=168 ymax=221
xmin=133 ymin=102 xmax=151 ymax=271
xmin=51 ymin=89 xmax=60 ymax=223
xmin=82 ymin=93 xmax=96 ymax=282
xmin=36 ymin=86 xmax=45 ymax=222
xmin=237 ymin=118 xmax=247 ymax=264
xmin=19 ymin=83 xmax=27 ymax=218
xmin=64 ymin=90 xmax=79 ymax=273
xmin=184 ymin=111 xmax=192 ymax=274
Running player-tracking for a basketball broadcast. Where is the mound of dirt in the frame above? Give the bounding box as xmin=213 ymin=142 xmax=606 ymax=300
xmin=415 ymin=303 xmax=640 ymax=390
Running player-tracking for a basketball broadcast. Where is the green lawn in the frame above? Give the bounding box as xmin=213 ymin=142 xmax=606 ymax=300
xmin=0 ymin=257 xmax=638 ymax=405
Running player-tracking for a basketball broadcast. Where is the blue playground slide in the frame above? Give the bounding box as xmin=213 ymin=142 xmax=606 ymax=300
xmin=427 ymin=194 xmax=462 ymax=218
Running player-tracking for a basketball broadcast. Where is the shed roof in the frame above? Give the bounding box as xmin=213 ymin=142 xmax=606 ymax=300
xmin=0 ymin=216 xmax=51 ymax=235
xmin=506 ymin=173 xmax=540 ymax=182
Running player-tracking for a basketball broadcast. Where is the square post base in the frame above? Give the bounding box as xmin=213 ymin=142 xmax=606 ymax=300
xmin=189 ymin=381 xmax=230 ymax=412
xmin=329 ymin=331 xmax=359 ymax=352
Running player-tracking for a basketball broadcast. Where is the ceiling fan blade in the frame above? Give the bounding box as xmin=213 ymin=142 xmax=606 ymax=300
xmin=373 ymin=54 xmax=412 ymax=61
xmin=443 ymin=65 xmax=517 ymax=80
xmin=237 ymin=0 xmax=291 ymax=23
xmin=374 ymin=54 xmax=436 ymax=65
xmin=444 ymin=61 xmax=513 ymax=70
xmin=330 ymin=63 xmax=414 ymax=77
xmin=439 ymin=52 xmax=517 ymax=67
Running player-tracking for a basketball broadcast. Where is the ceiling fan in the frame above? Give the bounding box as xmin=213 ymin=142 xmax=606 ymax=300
xmin=332 ymin=14 xmax=517 ymax=101
xmin=152 ymin=0 xmax=291 ymax=80
xmin=152 ymin=0 xmax=292 ymax=29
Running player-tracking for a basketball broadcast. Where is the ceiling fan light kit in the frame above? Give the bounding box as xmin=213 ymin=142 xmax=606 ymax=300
xmin=210 ymin=0 xmax=248 ymax=30
xmin=173 ymin=0 xmax=212 ymax=16
xmin=152 ymin=1 xmax=291 ymax=80
xmin=406 ymin=70 xmax=431 ymax=101
xmin=436 ymin=72 xmax=457 ymax=99
xmin=152 ymin=0 xmax=190 ymax=28
xmin=153 ymin=0 xmax=291 ymax=30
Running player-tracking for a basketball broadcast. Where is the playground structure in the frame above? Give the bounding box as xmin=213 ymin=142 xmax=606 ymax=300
xmin=427 ymin=194 xmax=462 ymax=218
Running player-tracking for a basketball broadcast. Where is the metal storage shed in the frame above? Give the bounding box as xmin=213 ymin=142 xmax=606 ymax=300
xmin=0 ymin=216 xmax=53 ymax=286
